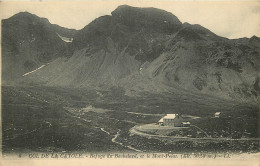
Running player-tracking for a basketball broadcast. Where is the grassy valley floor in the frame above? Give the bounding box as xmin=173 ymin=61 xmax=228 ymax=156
xmin=2 ymin=85 xmax=259 ymax=155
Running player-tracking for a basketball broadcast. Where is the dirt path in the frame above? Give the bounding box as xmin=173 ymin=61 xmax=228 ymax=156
xmin=190 ymin=124 xmax=210 ymax=137
xmin=99 ymin=128 xmax=142 ymax=152
xmin=100 ymin=128 xmax=110 ymax=135
xmin=127 ymin=112 xmax=164 ymax=116
xmin=110 ymin=129 xmax=142 ymax=152
xmin=19 ymin=90 xmax=49 ymax=103
xmin=63 ymin=109 xmax=142 ymax=152
xmin=130 ymin=127 xmax=260 ymax=142
xmin=106 ymin=116 xmax=138 ymax=124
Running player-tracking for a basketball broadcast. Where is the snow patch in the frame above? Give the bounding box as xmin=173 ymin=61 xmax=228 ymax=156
xmin=22 ymin=65 xmax=46 ymax=76
xmin=57 ymin=33 xmax=73 ymax=43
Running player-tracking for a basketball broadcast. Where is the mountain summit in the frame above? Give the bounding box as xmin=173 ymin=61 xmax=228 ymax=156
xmin=111 ymin=5 xmax=182 ymax=32
xmin=2 ymin=12 xmax=77 ymax=83
xmin=3 ymin=6 xmax=260 ymax=102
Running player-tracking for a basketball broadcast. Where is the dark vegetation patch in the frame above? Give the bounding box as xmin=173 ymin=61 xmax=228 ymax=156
xmin=193 ymin=77 xmax=207 ymax=91
xmin=118 ymin=129 xmax=259 ymax=153
xmin=23 ymin=60 xmax=37 ymax=71
xmin=2 ymin=86 xmax=259 ymax=153
xmin=216 ymin=58 xmax=242 ymax=73
xmin=191 ymin=111 xmax=259 ymax=139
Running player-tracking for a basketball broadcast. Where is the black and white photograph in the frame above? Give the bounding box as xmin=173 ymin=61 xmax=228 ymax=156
xmin=1 ymin=0 xmax=260 ymax=165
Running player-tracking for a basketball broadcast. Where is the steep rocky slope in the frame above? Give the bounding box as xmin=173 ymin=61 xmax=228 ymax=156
xmin=13 ymin=6 xmax=260 ymax=102
xmin=1 ymin=12 xmax=77 ymax=84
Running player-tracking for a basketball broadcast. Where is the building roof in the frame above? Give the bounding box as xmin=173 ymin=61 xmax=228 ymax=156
xmin=182 ymin=122 xmax=191 ymax=124
xmin=158 ymin=114 xmax=182 ymax=122
xmin=158 ymin=118 xmax=164 ymax=123
xmin=215 ymin=112 xmax=221 ymax=115
xmin=163 ymin=114 xmax=177 ymax=119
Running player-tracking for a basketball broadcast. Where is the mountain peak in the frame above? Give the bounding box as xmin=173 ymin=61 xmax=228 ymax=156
xmin=113 ymin=4 xmax=134 ymax=10
xmin=112 ymin=5 xmax=181 ymax=21
xmin=9 ymin=11 xmax=38 ymax=19
xmin=4 ymin=11 xmax=50 ymax=24
xmin=182 ymin=22 xmax=218 ymax=39
xmin=250 ymin=35 xmax=259 ymax=41
xmin=112 ymin=5 xmax=173 ymax=15
xmin=111 ymin=5 xmax=182 ymax=33
xmin=13 ymin=11 xmax=34 ymax=16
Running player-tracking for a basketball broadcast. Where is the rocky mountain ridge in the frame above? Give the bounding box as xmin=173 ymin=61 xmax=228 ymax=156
xmin=1 ymin=12 xmax=77 ymax=83
xmin=2 ymin=5 xmax=260 ymax=102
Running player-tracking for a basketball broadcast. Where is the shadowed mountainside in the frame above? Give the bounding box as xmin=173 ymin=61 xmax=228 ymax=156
xmin=1 ymin=12 xmax=77 ymax=84
xmin=3 ymin=5 xmax=260 ymax=102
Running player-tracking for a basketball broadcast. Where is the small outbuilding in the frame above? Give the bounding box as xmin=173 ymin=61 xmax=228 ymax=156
xmin=215 ymin=112 xmax=221 ymax=118
xmin=182 ymin=122 xmax=191 ymax=127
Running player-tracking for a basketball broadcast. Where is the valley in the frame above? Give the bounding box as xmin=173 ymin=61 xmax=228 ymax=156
xmin=2 ymin=86 xmax=259 ymax=154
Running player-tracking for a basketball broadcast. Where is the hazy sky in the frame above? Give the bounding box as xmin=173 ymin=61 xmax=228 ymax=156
xmin=1 ymin=1 xmax=260 ymax=39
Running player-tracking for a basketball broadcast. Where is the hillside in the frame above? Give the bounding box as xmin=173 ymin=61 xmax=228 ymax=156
xmin=1 ymin=12 xmax=77 ymax=84
xmin=6 ymin=5 xmax=260 ymax=102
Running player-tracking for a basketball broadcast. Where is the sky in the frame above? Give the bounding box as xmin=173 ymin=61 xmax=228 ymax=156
xmin=0 ymin=0 xmax=260 ymax=39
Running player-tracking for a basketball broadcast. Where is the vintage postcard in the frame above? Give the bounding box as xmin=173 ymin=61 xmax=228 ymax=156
xmin=0 ymin=0 xmax=259 ymax=165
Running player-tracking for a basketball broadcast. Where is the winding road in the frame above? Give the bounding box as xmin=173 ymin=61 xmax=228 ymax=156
xmin=110 ymin=129 xmax=142 ymax=152
xmin=64 ymin=108 xmax=142 ymax=152
xmin=130 ymin=127 xmax=260 ymax=141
